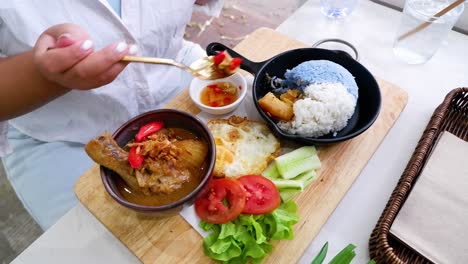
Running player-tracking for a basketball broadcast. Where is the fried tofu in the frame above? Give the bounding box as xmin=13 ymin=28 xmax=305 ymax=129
xmin=258 ymin=92 xmax=294 ymax=121
xmin=280 ymin=89 xmax=301 ymax=105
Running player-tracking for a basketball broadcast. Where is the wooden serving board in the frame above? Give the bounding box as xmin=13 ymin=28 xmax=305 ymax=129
xmin=74 ymin=28 xmax=408 ymax=264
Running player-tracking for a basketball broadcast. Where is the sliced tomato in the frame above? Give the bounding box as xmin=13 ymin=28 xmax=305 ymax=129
xmin=135 ymin=121 xmax=164 ymax=142
xmin=195 ymin=178 xmax=246 ymax=224
xmin=238 ymin=175 xmax=280 ymax=215
xmin=128 ymin=146 xmax=144 ymax=169
xmin=213 ymin=51 xmax=226 ymax=65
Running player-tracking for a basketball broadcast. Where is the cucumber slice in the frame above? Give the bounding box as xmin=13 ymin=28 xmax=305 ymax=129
xmin=271 ymin=179 xmax=304 ymax=191
xmin=275 ymin=146 xmax=317 ymax=167
xmin=276 ymin=154 xmax=321 ymax=179
xmin=262 ymin=162 xmax=280 ymax=179
xmin=272 ymin=170 xmax=316 ymax=194
xmin=295 ymin=170 xmax=317 ymax=187
xmin=280 ymin=190 xmax=298 ymax=202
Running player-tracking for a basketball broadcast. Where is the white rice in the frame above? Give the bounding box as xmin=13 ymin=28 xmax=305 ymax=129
xmin=278 ymin=83 xmax=356 ymax=137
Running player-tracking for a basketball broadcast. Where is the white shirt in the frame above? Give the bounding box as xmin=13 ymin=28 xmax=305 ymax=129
xmin=0 ymin=0 xmax=222 ymax=156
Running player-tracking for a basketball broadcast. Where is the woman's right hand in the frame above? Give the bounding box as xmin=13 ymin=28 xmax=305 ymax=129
xmin=33 ymin=23 xmax=137 ymax=90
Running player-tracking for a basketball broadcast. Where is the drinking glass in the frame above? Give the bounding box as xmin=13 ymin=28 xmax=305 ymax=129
xmin=393 ymin=0 xmax=465 ymax=64
xmin=320 ymin=0 xmax=359 ymax=19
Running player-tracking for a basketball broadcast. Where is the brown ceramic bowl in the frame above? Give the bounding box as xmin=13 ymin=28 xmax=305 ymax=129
xmin=100 ymin=109 xmax=216 ymax=216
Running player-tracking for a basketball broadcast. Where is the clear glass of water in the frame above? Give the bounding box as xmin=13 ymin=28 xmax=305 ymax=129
xmin=393 ymin=0 xmax=465 ymax=64
xmin=320 ymin=0 xmax=359 ymax=19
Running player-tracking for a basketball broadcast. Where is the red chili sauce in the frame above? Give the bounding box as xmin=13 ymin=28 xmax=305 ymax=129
xmin=200 ymin=82 xmax=239 ymax=107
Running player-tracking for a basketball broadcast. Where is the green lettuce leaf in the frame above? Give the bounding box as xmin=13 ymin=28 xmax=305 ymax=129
xmin=200 ymin=201 xmax=299 ymax=264
xmin=269 ymin=201 xmax=299 ymax=240
xmin=206 ymin=238 xmax=242 ymax=261
xmin=219 ymin=222 xmax=237 ymax=240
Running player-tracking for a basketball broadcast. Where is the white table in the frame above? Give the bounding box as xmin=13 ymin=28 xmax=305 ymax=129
xmin=13 ymin=0 xmax=468 ymax=263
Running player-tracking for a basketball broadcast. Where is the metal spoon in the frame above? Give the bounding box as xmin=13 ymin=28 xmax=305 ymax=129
xmin=121 ymin=55 xmax=234 ymax=80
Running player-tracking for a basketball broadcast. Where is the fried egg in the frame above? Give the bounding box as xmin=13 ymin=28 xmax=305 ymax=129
xmin=207 ymin=116 xmax=280 ymax=178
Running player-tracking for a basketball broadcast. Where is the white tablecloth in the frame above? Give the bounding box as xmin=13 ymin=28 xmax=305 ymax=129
xmin=13 ymin=0 xmax=468 ymax=263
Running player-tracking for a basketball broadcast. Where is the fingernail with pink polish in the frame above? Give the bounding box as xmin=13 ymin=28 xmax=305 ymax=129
xmin=58 ymin=33 xmax=72 ymax=41
xmin=80 ymin=40 xmax=93 ymax=51
xmin=128 ymin=44 xmax=138 ymax=55
xmin=55 ymin=33 xmax=76 ymax=48
xmin=115 ymin=42 xmax=128 ymax=53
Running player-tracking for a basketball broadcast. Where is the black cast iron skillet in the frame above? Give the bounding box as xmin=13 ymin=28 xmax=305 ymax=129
xmin=206 ymin=42 xmax=381 ymax=145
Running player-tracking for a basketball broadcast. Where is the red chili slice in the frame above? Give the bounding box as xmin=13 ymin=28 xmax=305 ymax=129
xmin=128 ymin=146 xmax=144 ymax=169
xmin=213 ymin=52 xmax=226 ymax=65
xmin=228 ymin=58 xmax=242 ymax=71
xmin=135 ymin=121 xmax=164 ymax=142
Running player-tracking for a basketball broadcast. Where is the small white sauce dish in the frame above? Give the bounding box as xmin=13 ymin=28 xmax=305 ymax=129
xmin=189 ymin=72 xmax=247 ymax=115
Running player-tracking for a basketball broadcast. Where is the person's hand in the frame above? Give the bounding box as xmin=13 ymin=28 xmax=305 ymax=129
xmin=33 ymin=23 xmax=137 ymax=90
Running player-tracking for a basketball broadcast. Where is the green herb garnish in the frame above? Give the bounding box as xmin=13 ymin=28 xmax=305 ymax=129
xmin=310 ymin=242 xmax=376 ymax=264
xmin=310 ymin=242 xmax=328 ymax=264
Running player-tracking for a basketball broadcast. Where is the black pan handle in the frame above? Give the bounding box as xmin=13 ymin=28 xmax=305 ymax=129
xmin=206 ymin=42 xmax=265 ymax=74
